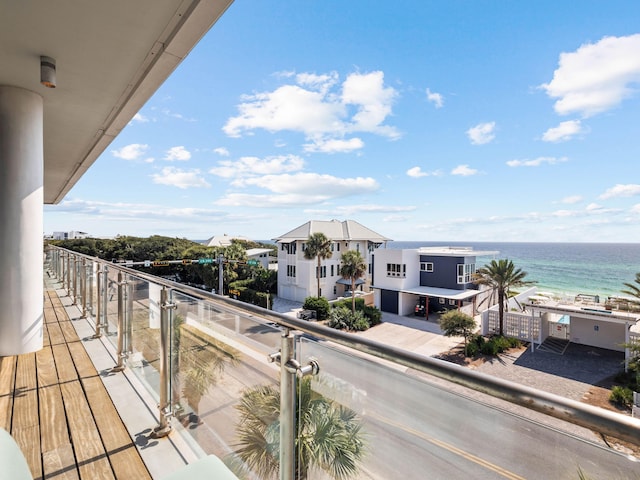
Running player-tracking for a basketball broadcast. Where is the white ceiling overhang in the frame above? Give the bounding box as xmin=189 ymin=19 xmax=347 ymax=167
xmin=0 ymin=0 xmax=234 ymax=203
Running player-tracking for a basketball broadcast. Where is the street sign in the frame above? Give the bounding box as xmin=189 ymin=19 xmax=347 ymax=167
xmin=144 ymin=260 xmax=151 ymax=267
xmin=198 ymin=258 xmax=214 ymax=264
xmin=182 ymin=259 xmax=193 ymax=265
xmin=247 ymin=259 xmax=260 ymax=266
xmin=153 ymin=261 xmax=170 ymax=267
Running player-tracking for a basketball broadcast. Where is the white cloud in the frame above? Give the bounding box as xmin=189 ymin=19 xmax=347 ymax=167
xmin=215 ymin=172 xmax=379 ymax=208
xmin=210 ymin=155 xmax=304 ymax=179
xmin=151 ymin=167 xmax=210 ymax=189
xmin=599 ymin=184 xmax=640 ymax=199
xmin=214 ymin=147 xmax=230 ymax=156
xmin=506 ymin=156 xmax=568 ymax=167
xmin=303 ymin=137 xmax=364 ymax=153
xmin=561 ymin=195 xmax=583 ymax=204
xmin=306 ymin=204 xmax=416 ymax=216
xmin=241 ymin=172 xmax=378 ymax=196
xmin=466 ymin=122 xmax=496 ymax=145
xmin=541 ymin=34 xmax=640 ymax=117
xmin=112 ymin=143 xmax=149 ymax=160
xmin=165 ymin=146 xmax=191 ymax=161
xmin=49 ymin=198 xmax=228 ymax=221
xmin=223 ymin=70 xmax=399 ymax=145
xmin=451 ymin=164 xmax=478 ymax=176
xmin=425 ymin=88 xmax=444 ymax=108
xmin=132 ymin=113 xmax=149 ymax=123
xmin=631 ymin=204 xmax=640 ymax=214
xmin=406 ymin=166 xmax=428 ymax=178
xmin=542 ymin=120 xmax=584 ymax=142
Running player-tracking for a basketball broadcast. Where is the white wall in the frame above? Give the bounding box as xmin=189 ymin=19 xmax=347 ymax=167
xmin=570 ymin=317 xmax=626 ymax=352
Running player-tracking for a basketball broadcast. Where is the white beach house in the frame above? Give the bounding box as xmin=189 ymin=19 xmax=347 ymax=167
xmin=274 ymin=219 xmax=391 ymax=302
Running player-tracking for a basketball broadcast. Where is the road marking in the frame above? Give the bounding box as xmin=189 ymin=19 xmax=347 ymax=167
xmin=370 ymin=412 xmax=526 ymax=480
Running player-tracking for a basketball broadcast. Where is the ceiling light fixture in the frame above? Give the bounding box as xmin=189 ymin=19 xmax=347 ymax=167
xmin=40 ymin=56 xmax=56 ymax=88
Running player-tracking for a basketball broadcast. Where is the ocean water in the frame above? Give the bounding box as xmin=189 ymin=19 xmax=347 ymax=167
xmin=385 ymin=242 xmax=640 ymax=300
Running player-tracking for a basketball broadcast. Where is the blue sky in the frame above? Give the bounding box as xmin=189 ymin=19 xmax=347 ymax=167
xmin=45 ymin=1 xmax=640 ymax=242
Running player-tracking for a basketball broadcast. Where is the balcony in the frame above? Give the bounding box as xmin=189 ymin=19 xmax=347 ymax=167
xmin=2 ymin=245 xmax=639 ymax=479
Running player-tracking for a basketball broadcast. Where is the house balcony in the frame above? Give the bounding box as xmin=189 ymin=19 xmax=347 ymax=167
xmin=2 ymin=245 xmax=639 ymax=479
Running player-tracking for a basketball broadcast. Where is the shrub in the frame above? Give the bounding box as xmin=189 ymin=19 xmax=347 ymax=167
xmin=480 ymin=340 xmax=499 ymax=356
xmin=466 ymin=341 xmax=479 ymax=357
xmin=609 ymin=386 xmax=633 ymax=407
xmin=303 ymin=296 xmax=330 ymax=320
xmin=328 ymin=307 xmax=369 ymax=331
xmin=363 ymin=305 xmax=382 ymax=326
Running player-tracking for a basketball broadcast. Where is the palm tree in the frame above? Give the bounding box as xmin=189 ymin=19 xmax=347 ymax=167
xmin=233 ymin=377 xmax=366 ymax=480
xmin=304 ymin=232 xmax=333 ymax=297
xmin=622 ymin=272 xmax=640 ymax=305
xmin=474 ymin=259 xmax=534 ymax=336
xmin=340 ymin=250 xmax=367 ymax=313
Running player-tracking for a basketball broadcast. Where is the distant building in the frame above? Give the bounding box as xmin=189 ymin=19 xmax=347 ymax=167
xmin=273 ymin=219 xmax=391 ymax=302
xmin=246 ymin=248 xmax=274 ymax=270
xmin=371 ymin=246 xmax=498 ymax=317
xmin=203 ymin=234 xmax=250 ymax=247
xmin=52 ymin=231 xmax=90 ymax=240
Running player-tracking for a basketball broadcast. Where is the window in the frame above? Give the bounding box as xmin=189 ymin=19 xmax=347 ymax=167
xmin=420 ymin=262 xmax=434 ymax=272
xmin=331 ymin=265 xmax=334 ymax=276
xmin=439 ymin=298 xmax=445 ymax=304
xmin=449 ymin=299 xmax=456 ymax=306
xmin=282 ymin=242 xmax=297 ymax=255
xmin=386 ymin=263 xmax=406 ymax=277
xmin=287 ymin=265 xmax=296 ymax=277
xmin=316 ymin=266 xmax=327 ymax=278
xmin=457 ymin=263 xmax=475 ymax=284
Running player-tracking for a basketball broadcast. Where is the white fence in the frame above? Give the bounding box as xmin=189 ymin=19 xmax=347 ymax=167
xmin=485 ymin=309 xmax=541 ymax=342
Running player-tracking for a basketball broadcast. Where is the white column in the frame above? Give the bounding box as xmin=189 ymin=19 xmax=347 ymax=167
xmin=0 ymin=86 xmax=44 ymax=355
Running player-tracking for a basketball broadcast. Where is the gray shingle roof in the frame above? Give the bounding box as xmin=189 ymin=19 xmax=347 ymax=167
xmin=273 ymin=219 xmax=391 ymax=242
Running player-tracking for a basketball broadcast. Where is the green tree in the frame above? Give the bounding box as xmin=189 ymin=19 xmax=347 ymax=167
xmin=622 ymin=272 xmax=640 ymax=305
xmin=233 ymin=377 xmax=366 ymax=480
xmin=439 ymin=310 xmax=476 ymax=356
xmin=340 ymin=250 xmax=367 ymax=313
xmin=474 ymin=259 xmax=535 ymax=336
xmin=304 ymin=232 xmax=333 ymax=297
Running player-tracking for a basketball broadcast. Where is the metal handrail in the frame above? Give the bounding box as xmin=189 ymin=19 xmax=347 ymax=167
xmin=46 ymin=245 xmax=640 ymax=446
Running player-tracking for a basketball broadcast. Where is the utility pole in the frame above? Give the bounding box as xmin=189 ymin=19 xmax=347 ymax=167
xmin=218 ymin=254 xmax=224 ymax=295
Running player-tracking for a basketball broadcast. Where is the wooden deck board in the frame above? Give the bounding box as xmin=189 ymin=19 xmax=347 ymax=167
xmin=67 ymin=342 xmax=98 ymax=379
xmin=60 ymin=380 xmax=114 ymax=480
xmin=0 ymin=286 xmax=153 ymax=480
xmin=60 ymin=321 xmax=81 ymax=343
xmin=39 ymin=384 xmax=78 ymax=480
xmin=47 ymin=322 xmax=67 ymax=346
xmin=0 ymin=355 xmax=16 ymax=430
xmin=82 ymin=376 xmax=151 ymax=480
xmin=52 ymin=343 xmax=78 ymax=384
xmin=13 ymin=354 xmax=42 ymax=479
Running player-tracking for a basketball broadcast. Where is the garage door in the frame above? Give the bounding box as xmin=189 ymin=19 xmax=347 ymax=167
xmin=380 ymin=289 xmax=399 ymax=314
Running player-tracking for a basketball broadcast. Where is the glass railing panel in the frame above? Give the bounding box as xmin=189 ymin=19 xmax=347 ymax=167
xmin=126 ymin=275 xmax=162 ymax=399
xmin=168 ymin=290 xmax=283 ymax=476
xmin=298 ymin=336 xmax=638 ymax=480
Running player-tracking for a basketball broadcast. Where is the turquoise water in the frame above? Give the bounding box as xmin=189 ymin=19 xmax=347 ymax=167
xmin=386 ymin=242 xmax=640 ymax=300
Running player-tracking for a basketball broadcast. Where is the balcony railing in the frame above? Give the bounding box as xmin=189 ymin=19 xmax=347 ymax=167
xmin=45 ymin=246 xmax=640 ymax=479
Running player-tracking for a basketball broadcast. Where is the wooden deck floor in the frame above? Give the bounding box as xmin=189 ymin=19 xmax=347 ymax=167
xmin=0 ymin=288 xmax=152 ymax=480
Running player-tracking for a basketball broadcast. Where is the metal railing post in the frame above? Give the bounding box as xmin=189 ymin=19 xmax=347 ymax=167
xmin=112 ymin=271 xmax=128 ymax=372
xmin=273 ymin=330 xmax=320 ymax=480
xmin=279 ymin=330 xmax=296 ymax=480
xmin=86 ymin=262 xmax=94 ymax=317
xmin=153 ymin=287 xmax=176 ymax=438
xmin=72 ymin=256 xmax=78 ymax=304
xmin=65 ymin=252 xmax=70 ymax=292
xmin=80 ymin=259 xmax=87 ymax=318
xmin=94 ymin=265 xmax=103 ymax=338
